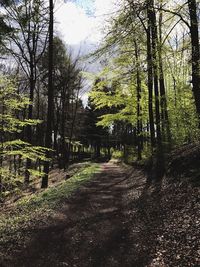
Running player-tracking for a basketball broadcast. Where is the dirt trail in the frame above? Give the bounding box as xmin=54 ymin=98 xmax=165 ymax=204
xmin=3 ymin=163 xmax=155 ymax=267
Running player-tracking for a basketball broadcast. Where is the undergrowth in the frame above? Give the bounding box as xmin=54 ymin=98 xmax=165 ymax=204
xmin=0 ymin=163 xmax=100 ymax=249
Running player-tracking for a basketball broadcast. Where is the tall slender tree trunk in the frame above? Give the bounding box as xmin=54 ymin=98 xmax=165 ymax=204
xmin=42 ymin=0 xmax=54 ymax=188
xmin=147 ymin=5 xmax=156 ymax=149
xmin=0 ymin=97 xmax=5 ymax=193
xmin=67 ymin=84 xmax=81 ymax=166
xmin=158 ymin=5 xmax=171 ymax=148
xmin=188 ymin=0 xmax=200 ymax=118
xmin=53 ymin=105 xmax=59 ymax=161
xmin=148 ymin=0 xmax=164 ymax=179
xmin=61 ymin=95 xmax=66 ymax=169
xmin=134 ymin=40 xmax=142 ymax=160
xmin=25 ymin=65 xmax=35 ymax=184
xmin=150 ymin=0 xmax=162 ymax=148
xmin=65 ymin=92 xmax=71 ymax=168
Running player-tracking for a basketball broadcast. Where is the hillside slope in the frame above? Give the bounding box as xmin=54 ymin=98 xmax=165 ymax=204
xmin=0 ymin=161 xmax=199 ymax=267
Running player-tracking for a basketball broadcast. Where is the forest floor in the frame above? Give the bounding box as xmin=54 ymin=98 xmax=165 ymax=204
xmin=0 ymin=161 xmax=199 ymax=267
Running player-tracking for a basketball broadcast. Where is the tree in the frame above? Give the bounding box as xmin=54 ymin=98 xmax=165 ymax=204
xmin=0 ymin=76 xmax=48 ymax=197
xmin=85 ymin=93 xmax=110 ymax=159
xmin=1 ymin=0 xmax=49 ymax=183
xmin=39 ymin=36 xmax=84 ymax=169
xmin=42 ymin=0 xmax=54 ymax=188
xmin=188 ymin=0 xmax=200 ymax=118
xmin=134 ymin=40 xmax=143 ymax=160
xmin=89 ymin=0 xmax=200 ymax=177
xmin=155 ymin=0 xmax=200 ymax=120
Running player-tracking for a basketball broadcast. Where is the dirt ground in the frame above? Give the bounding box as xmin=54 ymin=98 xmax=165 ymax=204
xmin=1 ymin=162 xmax=199 ymax=267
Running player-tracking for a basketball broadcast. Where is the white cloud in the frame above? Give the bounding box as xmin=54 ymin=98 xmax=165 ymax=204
xmin=54 ymin=0 xmax=120 ymax=101
xmin=54 ymin=0 xmax=119 ymax=45
xmin=55 ymin=2 xmax=92 ymax=44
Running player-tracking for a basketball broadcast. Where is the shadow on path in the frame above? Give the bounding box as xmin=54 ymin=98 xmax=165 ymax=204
xmin=4 ymin=163 xmax=163 ymax=267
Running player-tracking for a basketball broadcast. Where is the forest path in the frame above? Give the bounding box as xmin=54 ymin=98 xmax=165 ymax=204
xmin=7 ymin=162 xmax=154 ymax=267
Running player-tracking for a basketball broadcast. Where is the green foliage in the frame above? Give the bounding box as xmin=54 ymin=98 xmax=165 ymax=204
xmin=111 ymin=149 xmax=123 ymax=159
xmin=0 ymin=78 xmax=37 ymax=133
xmin=21 ymin=163 xmax=100 ymax=207
xmin=89 ymin=68 xmax=148 ymax=129
xmin=0 ymin=76 xmax=49 ymax=198
xmin=168 ymin=83 xmax=200 ymax=145
xmin=0 ymin=167 xmax=23 ymax=197
xmin=88 ymin=1 xmax=200 ymax=164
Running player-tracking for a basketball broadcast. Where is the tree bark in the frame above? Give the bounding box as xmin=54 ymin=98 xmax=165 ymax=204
xmin=42 ymin=0 xmax=54 ymax=188
xmin=158 ymin=4 xmax=171 ymax=148
xmin=147 ymin=0 xmax=165 ymax=180
xmin=147 ymin=5 xmax=156 ymax=149
xmin=134 ymin=40 xmax=142 ymax=160
xmin=188 ymin=0 xmax=200 ymax=118
xmin=149 ymin=0 xmax=162 ymax=148
xmin=25 ymin=64 xmax=35 ymax=184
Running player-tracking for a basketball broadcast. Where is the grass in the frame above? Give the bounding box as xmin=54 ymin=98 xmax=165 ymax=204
xmin=19 ymin=162 xmax=100 ymax=208
xmin=0 ymin=163 xmax=101 ymax=249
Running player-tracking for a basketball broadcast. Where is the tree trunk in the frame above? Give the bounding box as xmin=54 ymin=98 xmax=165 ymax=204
xmin=188 ymin=0 xmax=200 ymax=118
xmin=134 ymin=40 xmax=142 ymax=161
xmin=150 ymin=0 xmax=162 ymax=148
xmin=158 ymin=5 xmax=171 ymax=148
xmin=147 ymin=5 xmax=156 ymax=149
xmin=61 ymin=95 xmax=66 ymax=169
xmin=67 ymin=85 xmax=81 ymax=166
xmin=148 ymin=0 xmax=164 ymax=180
xmin=42 ymin=0 xmax=54 ymax=188
xmin=25 ymin=65 xmax=35 ymax=184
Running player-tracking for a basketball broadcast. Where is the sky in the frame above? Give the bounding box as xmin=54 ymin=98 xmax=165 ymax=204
xmin=54 ymin=0 xmax=119 ymax=102
xmin=54 ymin=0 xmax=118 ymax=51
